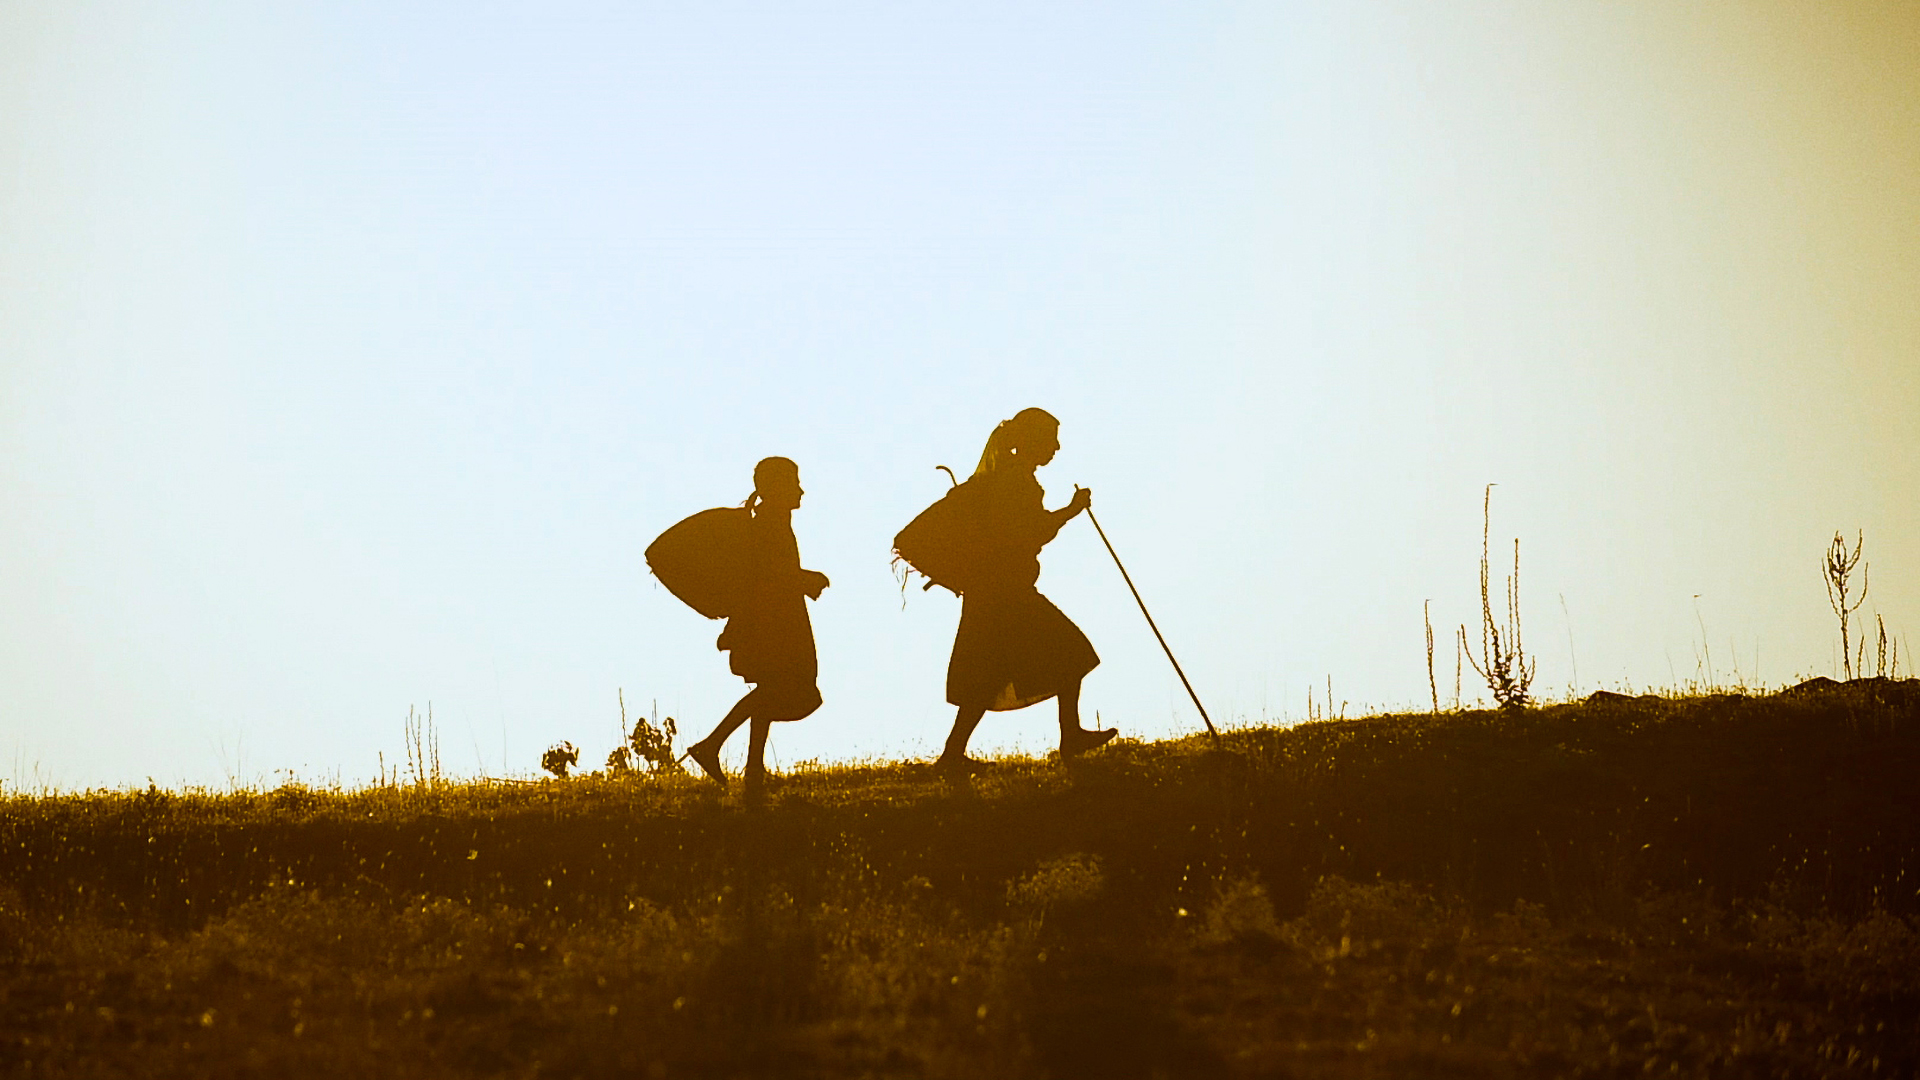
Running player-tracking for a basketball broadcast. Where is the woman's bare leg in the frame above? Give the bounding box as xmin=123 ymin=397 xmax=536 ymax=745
xmin=1058 ymin=677 xmax=1117 ymax=757
xmin=939 ymin=706 xmax=988 ymax=765
xmin=1056 ymin=680 xmax=1083 ymax=737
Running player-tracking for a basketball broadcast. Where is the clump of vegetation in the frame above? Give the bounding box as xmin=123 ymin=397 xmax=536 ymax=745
xmin=1007 ymin=853 xmax=1104 ymax=926
xmin=605 ymin=691 xmax=684 ymax=777
xmin=1459 ymin=484 xmax=1536 ymax=710
xmin=403 ymin=703 xmax=441 ymax=787
xmin=1826 ymin=529 xmax=1870 ymax=679
xmin=540 ymin=691 xmax=689 ymax=780
xmin=1197 ymin=876 xmax=1282 ymax=949
xmin=629 ymin=713 xmax=681 ymax=772
xmin=538 ymin=741 xmax=578 ymax=779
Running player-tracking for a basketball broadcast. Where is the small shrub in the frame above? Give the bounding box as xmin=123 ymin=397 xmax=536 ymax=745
xmin=268 ymin=782 xmax=318 ymax=814
xmin=1008 ymin=854 xmax=1104 ymax=922
xmin=1299 ymin=875 xmax=1451 ymax=954
xmin=1460 ymin=484 xmax=1536 ymax=710
xmin=629 ymin=713 xmax=683 ymax=775
xmin=1200 ymin=876 xmax=1281 ymax=947
xmin=540 ymin=742 xmax=579 ymax=779
xmin=609 ymin=691 xmax=684 ymax=776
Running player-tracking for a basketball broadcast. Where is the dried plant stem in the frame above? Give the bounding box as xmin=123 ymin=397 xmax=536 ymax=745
xmin=1425 ymin=600 xmax=1438 ymax=716
xmin=1824 ymin=531 xmax=1868 ymax=680
xmin=403 ymin=704 xmax=442 ymax=788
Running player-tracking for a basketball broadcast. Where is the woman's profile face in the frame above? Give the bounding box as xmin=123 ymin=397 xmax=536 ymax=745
xmin=1020 ymin=428 xmax=1060 ymax=468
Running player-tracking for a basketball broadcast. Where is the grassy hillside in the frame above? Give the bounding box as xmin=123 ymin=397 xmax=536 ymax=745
xmin=4 ymin=681 xmax=1918 ymax=1077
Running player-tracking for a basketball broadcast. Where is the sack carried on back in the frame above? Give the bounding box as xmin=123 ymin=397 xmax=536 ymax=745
xmin=893 ymin=472 xmax=988 ymax=596
xmin=646 ymin=507 xmax=754 ymax=619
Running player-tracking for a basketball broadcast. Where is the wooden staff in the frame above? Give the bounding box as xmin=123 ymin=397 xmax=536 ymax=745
xmin=1082 ymin=500 xmax=1219 ymax=742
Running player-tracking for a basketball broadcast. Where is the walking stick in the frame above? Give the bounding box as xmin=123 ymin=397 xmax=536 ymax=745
xmin=1082 ymin=502 xmax=1219 ymax=743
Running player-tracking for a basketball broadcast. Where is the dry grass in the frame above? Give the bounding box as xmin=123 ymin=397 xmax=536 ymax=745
xmin=3 ymin=681 xmax=1917 ymax=1077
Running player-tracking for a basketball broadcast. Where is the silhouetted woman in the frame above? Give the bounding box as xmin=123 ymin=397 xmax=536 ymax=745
xmin=685 ymin=457 xmax=828 ymax=790
xmin=937 ymin=408 xmax=1116 ymax=770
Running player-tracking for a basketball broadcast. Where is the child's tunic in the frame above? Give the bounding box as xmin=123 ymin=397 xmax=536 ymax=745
xmin=718 ymin=511 xmax=821 ymax=721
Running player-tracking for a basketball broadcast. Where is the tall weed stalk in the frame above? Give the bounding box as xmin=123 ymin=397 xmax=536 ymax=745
xmin=1459 ymin=484 xmax=1535 ymax=710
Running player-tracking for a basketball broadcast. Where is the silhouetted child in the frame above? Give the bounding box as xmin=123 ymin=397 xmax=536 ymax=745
xmin=684 ymin=457 xmax=828 ymax=791
xmin=937 ymin=408 xmax=1116 ymax=770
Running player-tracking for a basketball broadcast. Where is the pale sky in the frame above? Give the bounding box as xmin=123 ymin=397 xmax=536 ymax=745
xmin=4 ymin=1 xmax=1916 ymax=790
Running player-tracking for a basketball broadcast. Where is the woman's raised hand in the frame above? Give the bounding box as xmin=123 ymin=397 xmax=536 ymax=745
xmin=1068 ymin=486 xmax=1093 ymax=515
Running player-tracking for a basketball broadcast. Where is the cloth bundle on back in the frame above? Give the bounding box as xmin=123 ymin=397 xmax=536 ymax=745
xmin=648 ymin=457 xmax=829 ymax=793
xmin=892 ymin=470 xmax=990 ymax=595
xmin=645 ymin=506 xmax=755 ymax=619
xmin=894 ymin=408 xmax=1117 ymax=770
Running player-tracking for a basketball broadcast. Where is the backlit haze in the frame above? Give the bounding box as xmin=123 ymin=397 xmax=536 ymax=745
xmin=4 ymin=2 xmax=1916 ymax=789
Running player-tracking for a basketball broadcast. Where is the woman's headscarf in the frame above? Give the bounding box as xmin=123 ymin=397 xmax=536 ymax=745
xmin=972 ymin=408 xmax=1059 ymax=478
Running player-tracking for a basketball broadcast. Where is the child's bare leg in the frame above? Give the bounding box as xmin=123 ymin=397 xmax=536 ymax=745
xmin=745 ymin=717 xmax=772 ymax=779
xmin=741 ymin=716 xmax=774 ymax=802
xmin=688 ymin=689 xmax=757 ymax=783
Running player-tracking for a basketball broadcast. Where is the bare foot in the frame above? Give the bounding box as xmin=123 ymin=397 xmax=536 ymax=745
xmin=685 ymin=740 xmax=726 ymax=786
xmin=1059 ymin=726 xmax=1117 ymax=759
xmin=933 ymin=753 xmax=985 ymax=776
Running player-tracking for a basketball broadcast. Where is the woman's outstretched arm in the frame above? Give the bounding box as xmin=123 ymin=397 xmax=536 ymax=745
xmin=1039 ymin=486 xmax=1092 ymax=545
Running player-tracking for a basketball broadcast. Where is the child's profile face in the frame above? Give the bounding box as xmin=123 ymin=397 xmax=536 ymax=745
xmin=758 ymin=472 xmax=804 ymax=511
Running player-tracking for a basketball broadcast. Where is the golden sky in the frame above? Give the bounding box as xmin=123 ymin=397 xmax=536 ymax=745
xmin=2 ymin=1 xmax=1915 ymax=787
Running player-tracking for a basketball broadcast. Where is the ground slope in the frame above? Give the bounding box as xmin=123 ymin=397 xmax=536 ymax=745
xmin=3 ymin=682 xmax=1917 ymax=1077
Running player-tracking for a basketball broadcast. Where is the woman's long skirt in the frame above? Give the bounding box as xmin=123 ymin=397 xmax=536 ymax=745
xmin=946 ymin=586 xmax=1099 ymax=712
